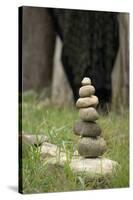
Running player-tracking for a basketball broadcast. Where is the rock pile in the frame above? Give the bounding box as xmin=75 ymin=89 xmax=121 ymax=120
xmin=74 ymin=77 xmax=107 ymax=158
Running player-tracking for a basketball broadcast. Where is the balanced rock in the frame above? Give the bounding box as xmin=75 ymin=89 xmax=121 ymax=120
xmin=76 ymin=95 xmax=99 ymax=108
xmin=81 ymin=77 xmax=91 ymax=86
xmin=73 ymin=120 xmax=101 ymax=137
xmin=78 ymin=137 xmax=107 ymax=158
xmin=79 ymin=107 xmax=99 ymax=121
xmin=79 ymin=85 xmax=95 ymax=97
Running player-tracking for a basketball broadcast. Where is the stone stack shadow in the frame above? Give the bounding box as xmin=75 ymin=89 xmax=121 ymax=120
xmin=74 ymin=77 xmax=107 ymax=158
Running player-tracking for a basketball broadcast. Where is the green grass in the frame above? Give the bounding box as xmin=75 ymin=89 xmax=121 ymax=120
xmin=20 ymin=93 xmax=129 ymax=193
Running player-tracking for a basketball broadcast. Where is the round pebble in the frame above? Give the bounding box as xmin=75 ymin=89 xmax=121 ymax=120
xmin=78 ymin=137 xmax=107 ymax=158
xmin=81 ymin=77 xmax=91 ymax=86
xmin=73 ymin=120 xmax=101 ymax=137
xmin=79 ymin=85 xmax=95 ymax=97
xmin=79 ymin=107 xmax=99 ymax=121
xmin=76 ymin=95 xmax=99 ymax=108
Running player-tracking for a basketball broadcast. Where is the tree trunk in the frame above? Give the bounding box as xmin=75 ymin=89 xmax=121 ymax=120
xmin=22 ymin=7 xmax=55 ymax=91
xmin=112 ymin=13 xmax=129 ymax=108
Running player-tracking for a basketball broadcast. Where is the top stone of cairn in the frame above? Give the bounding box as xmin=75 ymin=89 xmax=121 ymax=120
xmin=81 ymin=77 xmax=91 ymax=86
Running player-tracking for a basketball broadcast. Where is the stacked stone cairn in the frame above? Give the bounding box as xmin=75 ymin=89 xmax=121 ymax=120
xmin=74 ymin=77 xmax=107 ymax=158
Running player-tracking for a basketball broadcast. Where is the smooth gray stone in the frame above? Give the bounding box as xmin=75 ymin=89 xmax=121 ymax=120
xmin=76 ymin=95 xmax=99 ymax=108
xmin=78 ymin=137 xmax=107 ymax=158
xmin=79 ymin=85 xmax=95 ymax=97
xmin=81 ymin=77 xmax=91 ymax=86
xmin=73 ymin=120 xmax=101 ymax=137
xmin=79 ymin=107 xmax=99 ymax=121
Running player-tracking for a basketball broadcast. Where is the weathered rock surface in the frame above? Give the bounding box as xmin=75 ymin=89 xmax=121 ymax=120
xmin=81 ymin=77 xmax=91 ymax=86
xmin=78 ymin=137 xmax=107 ymax=157
xmin=73 ymin=120 xmax=101 ymax=137
xmin=43 ymin=156 xmax=119 ymax=178
xmin=41 ymin=144 xmax=118 ymax=177
xmin=79 ymin=85 xmax=95 ymax=97
xmin=70 ymin=157 xmax=119 ymax=177
xmin=76 ymin=95 xmax=99 ymax=108
xmin=79 ymin=107 xmax=99 ymax=121
xmin=23 ymin=135 xmax=119 ymax=177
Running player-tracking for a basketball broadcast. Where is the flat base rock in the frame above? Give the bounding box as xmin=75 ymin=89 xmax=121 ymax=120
xmin=40 ymin=145 xmax=118 ymax=177
xmin=70 ymin=157 xmax=119 ymax=177
xmin=43 ymin=155 xmax=118 ymax=178
xmin=23 ymin=134 xmax=119 ymax=178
